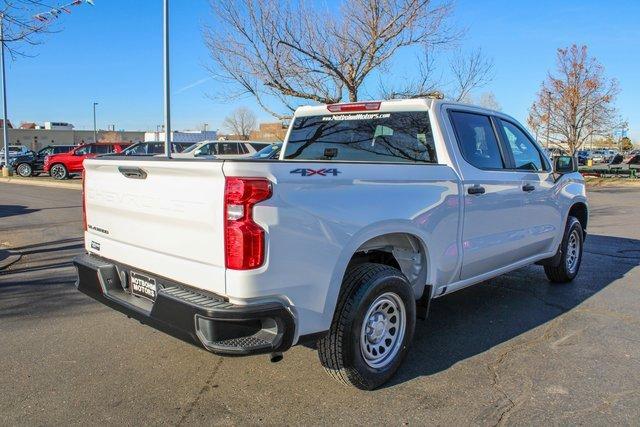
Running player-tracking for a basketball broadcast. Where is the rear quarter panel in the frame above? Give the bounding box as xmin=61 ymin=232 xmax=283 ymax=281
xmin=223 ymin=160 xmax=461 ymax=337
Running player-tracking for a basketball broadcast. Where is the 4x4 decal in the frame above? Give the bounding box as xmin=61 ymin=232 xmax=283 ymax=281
xmin=290 ymin=168 xmax=341 ymax=176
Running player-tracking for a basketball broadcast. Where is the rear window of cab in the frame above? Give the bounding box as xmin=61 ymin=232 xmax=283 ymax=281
xmin=284 ymin=111 xmax=437 ymax=163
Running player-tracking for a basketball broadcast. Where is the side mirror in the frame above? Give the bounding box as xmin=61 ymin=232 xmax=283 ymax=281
xmin=553 ymin=155 xmax=577 ymax=174
xmin=194 ymin=148 xmax=203 ymax=157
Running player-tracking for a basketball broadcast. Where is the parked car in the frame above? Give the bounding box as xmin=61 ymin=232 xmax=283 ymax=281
xmin=603 ymin=149 xmax=619 ymax=163
xmin=626 ymin=154 xmax=640 ymax=165
xmin=173 ymin=140 xmax=270 ymax=158
xmin=75 ymin=98 xmax=587 ymax=390
xmin=591 ymin=150 xmax=606 ymax=163
xmin=11 ymin=145 xmax=75 ymax=177
xmin=576 ymin=150 xmax=590 ymax=166
xmin=543 ymin=147 xmax=566 ymax=160
xmin=44 ymin=142 xmax=131 ymax=179
xmin=121 ymin=141 xmax=193 ymax=156
xmin=624 ymin=150 xmax=640 ymax=163
xmin=0 ymin=145 xmax=30 ymax=168
xmin=252 ymin=143 xmax=282 ymax=159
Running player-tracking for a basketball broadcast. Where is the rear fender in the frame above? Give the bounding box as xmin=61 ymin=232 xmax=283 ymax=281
xmin=322 ymin=221 xmax=433 ymax=328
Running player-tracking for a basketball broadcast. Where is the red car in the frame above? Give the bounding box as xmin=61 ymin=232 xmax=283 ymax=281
xmin=44 ymin=142 xmax=131 ymax=180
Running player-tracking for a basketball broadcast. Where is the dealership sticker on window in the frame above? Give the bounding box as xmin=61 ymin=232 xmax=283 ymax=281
xmin=322 ymin=113 xmax=390 ymax=121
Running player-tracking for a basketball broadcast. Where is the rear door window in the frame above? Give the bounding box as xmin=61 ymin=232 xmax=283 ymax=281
xmin=449 ymin=111 xmax=504 ymax=170
xmin=94 ymin=145 xmax=111 ymax=154
xmin=75 ymin=145 xmax=93 ymax=155
xmin=498 ymin=120 xmax=545 ymax=171
xmin=284 ymin=111 xmax=437 ymax=163
xmin=218 ymin=143 xmax=239 ymax=155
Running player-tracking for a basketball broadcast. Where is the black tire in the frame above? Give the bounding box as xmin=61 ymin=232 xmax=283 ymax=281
xmin=50 ymin=163 xmax=68 ymax=180
xmin=317 ymin=263 xmax=416 ymax=390
xmin=15 ymin=163 xmax=33 ymax=177
xmin=544 ymin=216 xmax=584 ymax=283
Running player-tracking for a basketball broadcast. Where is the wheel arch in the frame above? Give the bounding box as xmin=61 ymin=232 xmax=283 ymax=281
xmin=321 ymin=222 xmax=433 ymax=331
xmin=568 ymin=201 xmax=588 ymax=232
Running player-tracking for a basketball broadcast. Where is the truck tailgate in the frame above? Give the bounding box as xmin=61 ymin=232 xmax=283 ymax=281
xmin=83 ymin=159 xmax=227 ymax=294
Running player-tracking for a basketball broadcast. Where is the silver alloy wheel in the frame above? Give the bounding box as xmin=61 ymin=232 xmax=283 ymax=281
xmin=17 ymin=163 xmax=32 ymax=177
xmin=51 ymin=164 xmax=66 ymax=179
xmin=566 ymin=229 xmax=581 ymax=274
xmin=360 ymin=292 xmax=406 ymax=369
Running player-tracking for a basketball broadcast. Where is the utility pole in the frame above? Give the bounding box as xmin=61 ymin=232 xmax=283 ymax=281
xmin=93 ymin=102 xmax=98 ymax=142
xmin=163 ymin=0 xmax=172 ymax=158
xmin=1 ymin=14 xmax=11 ymax=176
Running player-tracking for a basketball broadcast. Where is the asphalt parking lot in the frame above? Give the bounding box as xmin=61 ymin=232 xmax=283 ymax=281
xmin=1 ymin=182 xmax=639 ymax=425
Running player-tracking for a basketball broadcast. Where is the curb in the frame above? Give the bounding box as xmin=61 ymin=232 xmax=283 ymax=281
xmin=0 ymin=250 xmax=21 ymax=271
xmin=0 ymin=177 xmax=81 ymax=190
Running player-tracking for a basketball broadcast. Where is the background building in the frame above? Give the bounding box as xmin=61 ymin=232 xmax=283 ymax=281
xmin=250 ymin=122 xmax=288 ymax=141
xmin=0 ymin=121 xmax=145 ymax=151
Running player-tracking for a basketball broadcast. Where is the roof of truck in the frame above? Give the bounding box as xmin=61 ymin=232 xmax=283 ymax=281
xmin=293 ymin=98 xmax=502 ymax=118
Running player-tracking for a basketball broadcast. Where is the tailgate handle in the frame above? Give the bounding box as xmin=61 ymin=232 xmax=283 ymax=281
xmin=118 ymin=167 xmax=147 ymax=179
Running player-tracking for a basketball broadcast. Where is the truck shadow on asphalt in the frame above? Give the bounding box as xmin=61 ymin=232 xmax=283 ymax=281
xmin=0 ymin=237 xmax=92 ymax=320
xmin=0 ymin=204 xmax=38 ymax=219
xmin=386 ymin=233 xmax=640 ymax=389
xmin=2 ymin=233 xmax=639 ymax=389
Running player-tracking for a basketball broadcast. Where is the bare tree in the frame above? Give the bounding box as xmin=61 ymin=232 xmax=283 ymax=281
xmin=527 ymin=44 xmax=624 ymax=154
xmin=204 ymin=0 xmax=459 ymax=118
xmin=0 ymin=1 xmax=91 ymax=57
xmin=222 ymin=107 xmax=257 ymax=140
xmin=449 ymin=49 xmax=494 ymax=102
xmin=478 ymin=91 xmax=501 ymax=111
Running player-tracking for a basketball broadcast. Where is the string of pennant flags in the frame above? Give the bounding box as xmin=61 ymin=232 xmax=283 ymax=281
xmin=33 ymin=0 xmax=94 ymax=23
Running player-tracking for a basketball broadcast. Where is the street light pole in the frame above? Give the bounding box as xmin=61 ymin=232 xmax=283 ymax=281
xmin=163 ymin=0 xmax=172 ymax=158
xmin=93 ymin=102 xmax=98 ymax=142
xmin=1 ymin=14 xmax=11 ymax=176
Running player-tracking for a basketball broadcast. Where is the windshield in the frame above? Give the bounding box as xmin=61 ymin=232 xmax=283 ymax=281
xmin=122 ymin=142 xmax=183 ymax=155
xmin=122 ymin=142 xmax=147 ymax=155
xmin=3 ymin=147 xmax=23 ymax=153
xmin=284 ymin=111 xmax=437 ymax=163
xmin=254 ymin=144 xmax=281 ymax=159
xmin=182 ymin=143 xmax=201 ymax=153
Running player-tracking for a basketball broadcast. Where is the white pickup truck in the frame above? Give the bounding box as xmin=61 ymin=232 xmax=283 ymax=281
xmin=74 ymin=98 xmax=588 ymax=390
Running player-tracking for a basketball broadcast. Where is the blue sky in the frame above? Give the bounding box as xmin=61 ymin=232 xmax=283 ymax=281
xmin=6 ymin=0 xmax=640 ymax=140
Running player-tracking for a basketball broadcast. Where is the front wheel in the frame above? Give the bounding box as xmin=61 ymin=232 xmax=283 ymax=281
xmin=50 ymin=164 xmax=68 ymax=180
xmin=16 ymin=163 xmax=33 ymax=177
xmin=544 ymin=216 xmax=584 ymax=283
xmin=317 ymin=263 xmax=416 ymax=390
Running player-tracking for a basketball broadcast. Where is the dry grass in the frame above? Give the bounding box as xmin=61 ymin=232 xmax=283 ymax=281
xmin=584 ymin=176 xmax=640 ymax=188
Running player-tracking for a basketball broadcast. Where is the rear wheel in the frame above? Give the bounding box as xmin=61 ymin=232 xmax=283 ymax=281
xmin=317 ymin=263 xmax=416 ymax=390
xmin=50 ymin=164 xmax=68 ymax=180
xmin=544 ymin=216 xmax=584 ymax=283
xmin=16 ymin=163 xmax=33 ymax=177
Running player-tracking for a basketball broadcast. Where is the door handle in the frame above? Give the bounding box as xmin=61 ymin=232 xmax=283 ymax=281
xmin=467 ymin=185 xmax=486 ymax=195
xmin=522 ymin=184 xmax=535 ymax=192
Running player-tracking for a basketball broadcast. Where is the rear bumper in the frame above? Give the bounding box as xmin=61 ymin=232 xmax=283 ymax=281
xmin=73 ymin=253 xmax=295 ymax=355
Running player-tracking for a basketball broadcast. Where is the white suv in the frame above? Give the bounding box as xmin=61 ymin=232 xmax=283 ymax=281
xmin=173 ymin=140 xmax=270 ymax=158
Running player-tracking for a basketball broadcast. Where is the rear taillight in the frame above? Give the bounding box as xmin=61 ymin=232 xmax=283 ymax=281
xmin=81 ymin=169 xmax=87 ymax=231
xmin=224 ymin=177 xmax=272 ymax=270
xmin=327 ymin=101 xmax=381 ymax=112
